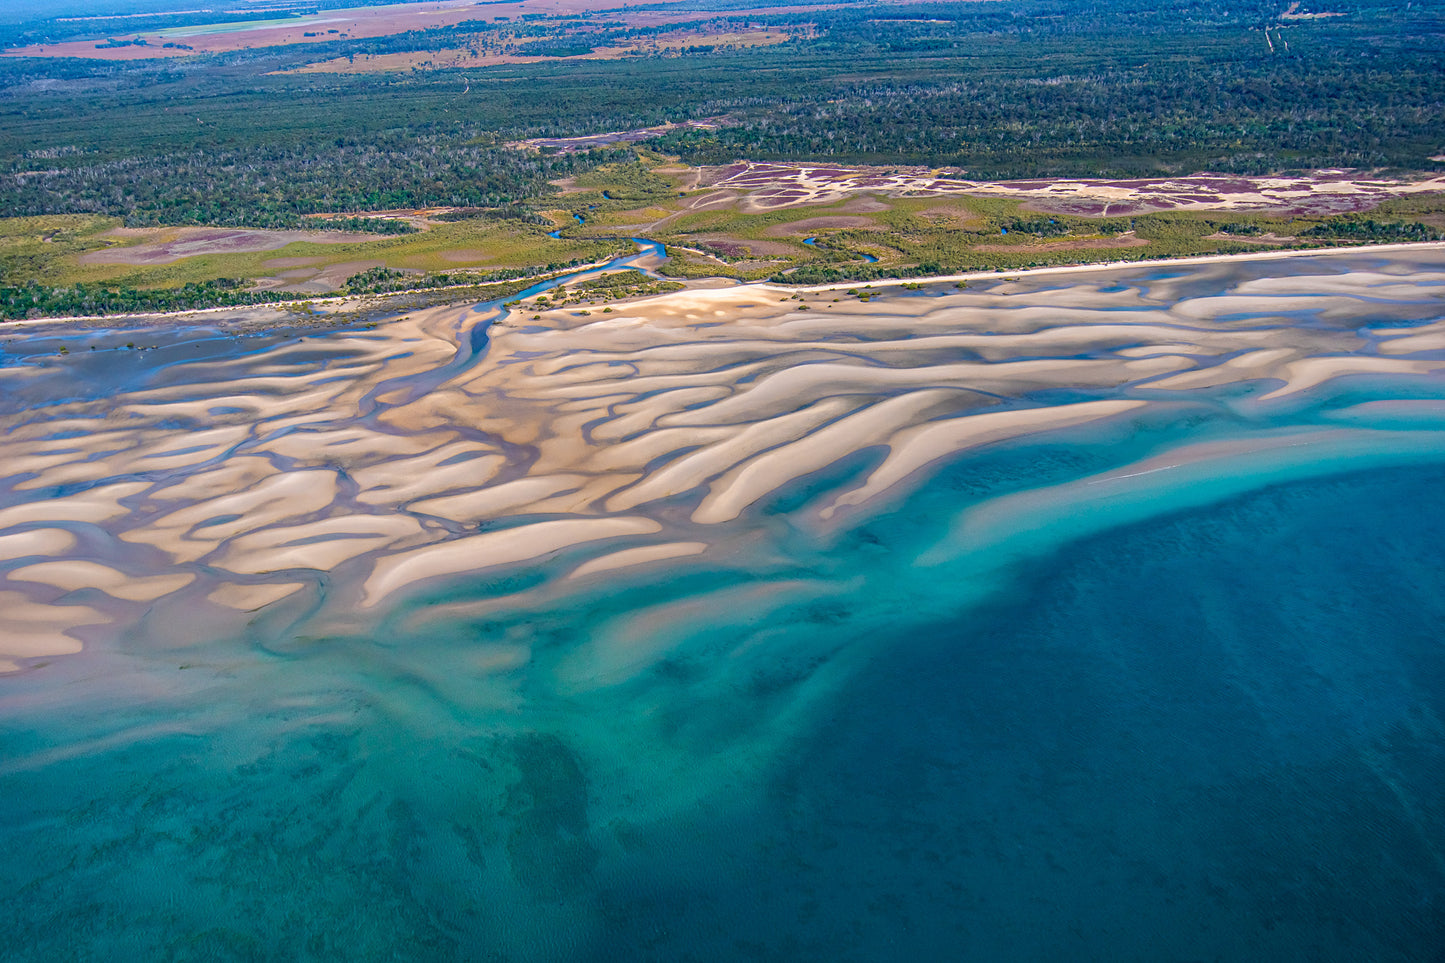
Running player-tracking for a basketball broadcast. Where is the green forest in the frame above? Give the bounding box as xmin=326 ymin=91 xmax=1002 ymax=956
xmin=3 ymin=0 xmax=1441 ymax=225
xmin=0 ymin=0 xmax=1441 ymax=315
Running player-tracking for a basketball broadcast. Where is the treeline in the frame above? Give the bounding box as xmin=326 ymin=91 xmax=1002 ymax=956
xmin=315 ymin=216 xmax=417 ymax=235
xmin=655 ymin=51 xmax=1444 ymax=177
xmin=1301 ymin=219 xmax=1443 ymax=242
xmin=1 ymin=278 xmax=295 ymax=320
xmin=343 ymin=255 xmax=627 ymax=294
xmin=1 ymin=254 xmax=637 ymax=319
xmin=2 ymin=134 xmax=618 ymax=228
xmin=766 ymin=263 xmax=949 ymax=285
xmin=432 ymin=207 xmax=552 ymax=225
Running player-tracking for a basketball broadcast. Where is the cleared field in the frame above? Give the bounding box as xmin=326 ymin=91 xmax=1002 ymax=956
xmin=3 ymin=0 xmax=637 ymax=59
xmin=288 ymin=29 xmax=799 ymax=74
xmin=4 ymin=0 xmax=819 ymax=63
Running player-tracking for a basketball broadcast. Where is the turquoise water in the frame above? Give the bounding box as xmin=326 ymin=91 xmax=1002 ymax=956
xmin=4 ymin=451 xmax=1444 ymax=960
xmin=2 ymin=254 xmax=1445 ymax=960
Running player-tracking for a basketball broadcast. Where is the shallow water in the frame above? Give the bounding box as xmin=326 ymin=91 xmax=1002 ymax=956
xmin=2 ymin=250 xmax=1444 ymax=960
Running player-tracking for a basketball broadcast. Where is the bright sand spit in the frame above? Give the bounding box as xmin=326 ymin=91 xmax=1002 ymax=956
xmin=2 ymin=246 xmax=1444 ymax=669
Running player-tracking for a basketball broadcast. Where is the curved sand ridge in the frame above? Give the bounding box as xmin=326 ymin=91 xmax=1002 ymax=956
xmin=2 ymin=249 xmax=1445 ymax=670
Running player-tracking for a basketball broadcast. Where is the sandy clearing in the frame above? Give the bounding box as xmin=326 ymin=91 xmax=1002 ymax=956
xmin=308 ymin=260 xmax=392 ymax=289
xmin=4 ymin=0 xmax=638 ymax=59
xmin=695 ymin=235 xmax=799 ymax=258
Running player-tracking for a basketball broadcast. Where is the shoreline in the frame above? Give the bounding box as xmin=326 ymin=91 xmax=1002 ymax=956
xmin=7 ymin=239 xmax=1445 ymax=329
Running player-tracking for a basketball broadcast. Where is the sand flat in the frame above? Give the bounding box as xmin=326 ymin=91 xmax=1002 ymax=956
xmin=0 ymin=591 xmax=108 ymax=671
xmin=409 ymin=475 xmax=593 ymax=523
xmin=0 ymin=485 xmax=147 ymax=530
xmin=0 ymin=529 xmax=77 ymax=561
xmin=207 ymin=581 xmax=307 ymax=611
xmin=7 ymin=561 xmax=194 ymax=602
xmin=362 ymin=517 xmax=663 ymax=605
xmin=3 ymin=246 xmax=1443 ymax=666
xmin=214 ymin=514 xmax=426 ymax=575
xmin=693 ymin=389 xmax=968 ymax=524
xmin=569 ymin=541 xmax=709 ymax=579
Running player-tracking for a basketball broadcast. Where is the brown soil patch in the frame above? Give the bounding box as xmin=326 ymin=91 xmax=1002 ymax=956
xmin=80 ymin=227 xmax=378 ymax=266
xmin=764 ymin=216 xmax=878 ymax=236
